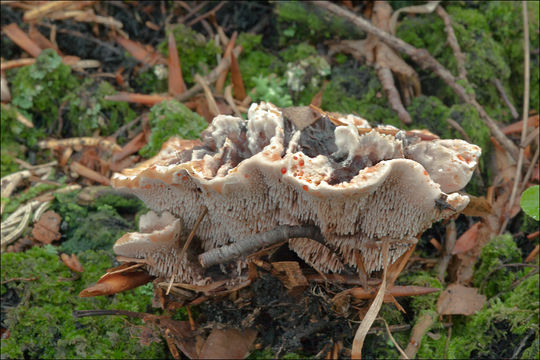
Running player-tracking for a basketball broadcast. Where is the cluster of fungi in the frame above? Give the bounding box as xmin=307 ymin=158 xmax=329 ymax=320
xmin=90 ymin=102 xmax=481 ymax=294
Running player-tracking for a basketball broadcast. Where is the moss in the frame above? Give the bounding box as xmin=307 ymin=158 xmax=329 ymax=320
xmin=64 ymin=80 xmax=136 ymax=140
xmin=157 ymin=24 xmax=221 ymax=86
xmin=251 ymin=74 xmax=293 ymax=108
xmin=276 ymin=2 xmax=360 ymax=46
xmin=0 ymin=246 xmax=166 ymax=358
xmin=132 ymin=66 xmax=168 ymax=94
xmin=52 ymin=190 xmax=144 ymax=254
xmin=8 ymin=49 xmax=79 ymax=145
xmin=416 ymin=237 xmax=538 ymax=359
xmin=473 ymin=234 xmax=523 ymax=298
xmin=322 ymin=62 xmax=401 ymax=127
xmin=397 ymin=270 xmax=443 ymax=315
xmin=139 ymin=100 xmax=208 ymax=158
xmin=237 ymin=34 xmax=284 ymax=91
xmin=396 ymin=5 xmax=516 ymax=122
xmin=279 ymin=42 xmax=318 ymax=63
xmin=484 ymin=1 xmax=540 ymax=112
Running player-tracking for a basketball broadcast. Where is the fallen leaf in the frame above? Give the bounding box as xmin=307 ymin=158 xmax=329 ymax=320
xmin=79 ymin=270 xmax=153 ymax=297
xmin=168 ymin=32 xmax=186 ymax=96
xmin=230 ymin=51 xmax=246 ymax=101
xmin=199 ymin=328 xmax=257 ymax=359
xmin=2 ymin=23 xmax=42 ymax=57
xmin=437 ymin=283 xmax=486 ymax=316
xmin=60 ymin=253 xmax=84 ymax=273
xmin=461 ymin=195 xmax=493 ymax=217
xmin=115 ymin=36 xmax=167 ymax=66
xmin=452 ymin=222 xmax=481 ymax=255
xmin=32 ymin=210 xmax=61 ymax=244
xmin=501 ymin=114 xmax=539 ymax=134
xmin=271 ymin=261 xmax=308 ymax=296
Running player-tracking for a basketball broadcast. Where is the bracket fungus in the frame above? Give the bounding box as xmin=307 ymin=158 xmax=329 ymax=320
xmin=110 ymin=102 xmax=480 ymax=285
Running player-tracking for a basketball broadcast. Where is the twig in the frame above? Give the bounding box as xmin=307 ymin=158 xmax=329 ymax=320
xmin=402 ymin=311 xmax=436 ymax=359
xmin=310 ymin=1 xmax=520 ymax=161
xmin=436 ymin=219 xmax=456 ymax=284
xmin=175 ymin=46 xmax=242 ymax=102
xmin=435 ymin=5 xmax=467 ymax=80
xmin=351 ymin=242 xmax=390 ymax=359
xmin=194 ymin=74 xmax=220 ymax=117
xmin=512 ymin=329 xmax=536 ymax=359
xmin=520 ymin=145 xmax=539 ymax=193
xmin=1 ymin=276 xmax=37 ymax=284
xmin=199 ymin=225 xmax=323 ymax=268
xmin=445 ymin=118 xmax=471 ymax=142
xmin=492 ymin=78 xmax=519 ymax=119
xmin=479 ymin=263 xmax=538 ymax=293
xmin=381 ymin=318 xmax=408 ymax=359
xmin=376 ymin=66 xmax=411 ymax=124
xmin=500 ymin=1 xmax=531 ymax=234
xmin=443 ymin=322 xmax=452 ymax=359
xmin=166 ymin=208 xmax=208 ymax=295
xmin=187 ymin=2 xmax=227 ymax=27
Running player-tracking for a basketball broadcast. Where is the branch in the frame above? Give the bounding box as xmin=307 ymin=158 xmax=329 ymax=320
xmin=310 ymin=1 xmax=520 ymax=161
xmin=198 ymin=225 xmax=323 ymax=267
xmin=435 ymin=5 xmax=467 ymax=80
xmin=501 ymin=1 xmax=531 ymax=234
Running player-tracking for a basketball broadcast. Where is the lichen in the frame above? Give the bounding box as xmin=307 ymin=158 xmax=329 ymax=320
xmin=0 ymin=246 xmax=166 ymax=359
xmin=139 ymin=100 xmax=208 ymax=158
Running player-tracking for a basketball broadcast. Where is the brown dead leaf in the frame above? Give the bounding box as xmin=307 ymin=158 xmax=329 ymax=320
xmin=199 ymin=328 xmax=257 ymax=359
xmin=104 ymin=92 xmax=172 ymax=105
xmin=115 ymin=36 xmax=167 ymax=66
xmin=28 ymin=24 xmax=62 ymax=55
xmin=437 ymin=283 xmax=486 ymax=315
xmin=168 ymin=32 xmax=186 ymax=96
xmin=230 ymin=51 xmax=246 ymax=101
xmin=79 ymin=270 xmax=153 ymax=297
xmin=60 ymin=253 xmax=84 ymax=273
xmin=32 ymin=210 xmax=61 ymax=244
xmin=461 ymin=195 xmax=493 ymax=217
xmin=452 ymin=222 xmax=481 ymax=255
xmin=271 ymin=261 xmax=308 ymax=296
xmin=501 ymin=114 xmax=539 ymax=135
xmin=2 ymin=23 xmax=42 ymax=57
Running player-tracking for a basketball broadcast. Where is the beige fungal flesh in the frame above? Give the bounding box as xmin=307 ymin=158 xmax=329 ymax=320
xmin=111 ymin=102 xmax=481 ymax=283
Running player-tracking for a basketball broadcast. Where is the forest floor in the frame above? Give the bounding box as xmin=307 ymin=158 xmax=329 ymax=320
xmin=1 ymin=1 xmax=539 ymax=359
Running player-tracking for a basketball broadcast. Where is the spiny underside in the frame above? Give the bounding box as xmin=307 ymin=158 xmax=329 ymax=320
xmin=112 ymin=102 xmax=481 ymax=284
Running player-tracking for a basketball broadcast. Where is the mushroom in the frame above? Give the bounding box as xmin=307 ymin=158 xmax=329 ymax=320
xmin=110 ymin=102 xmax=481 ymax=282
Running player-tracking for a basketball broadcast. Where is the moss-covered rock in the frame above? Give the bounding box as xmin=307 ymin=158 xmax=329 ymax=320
xmin=0 ymin=246 xmax=166 ymax=358
xmin=139 ymin=100 xmax=208 ymax=158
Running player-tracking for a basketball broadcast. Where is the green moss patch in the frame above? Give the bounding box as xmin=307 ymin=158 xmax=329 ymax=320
xmin=0 ymin=246 xmax=166 ymax=359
